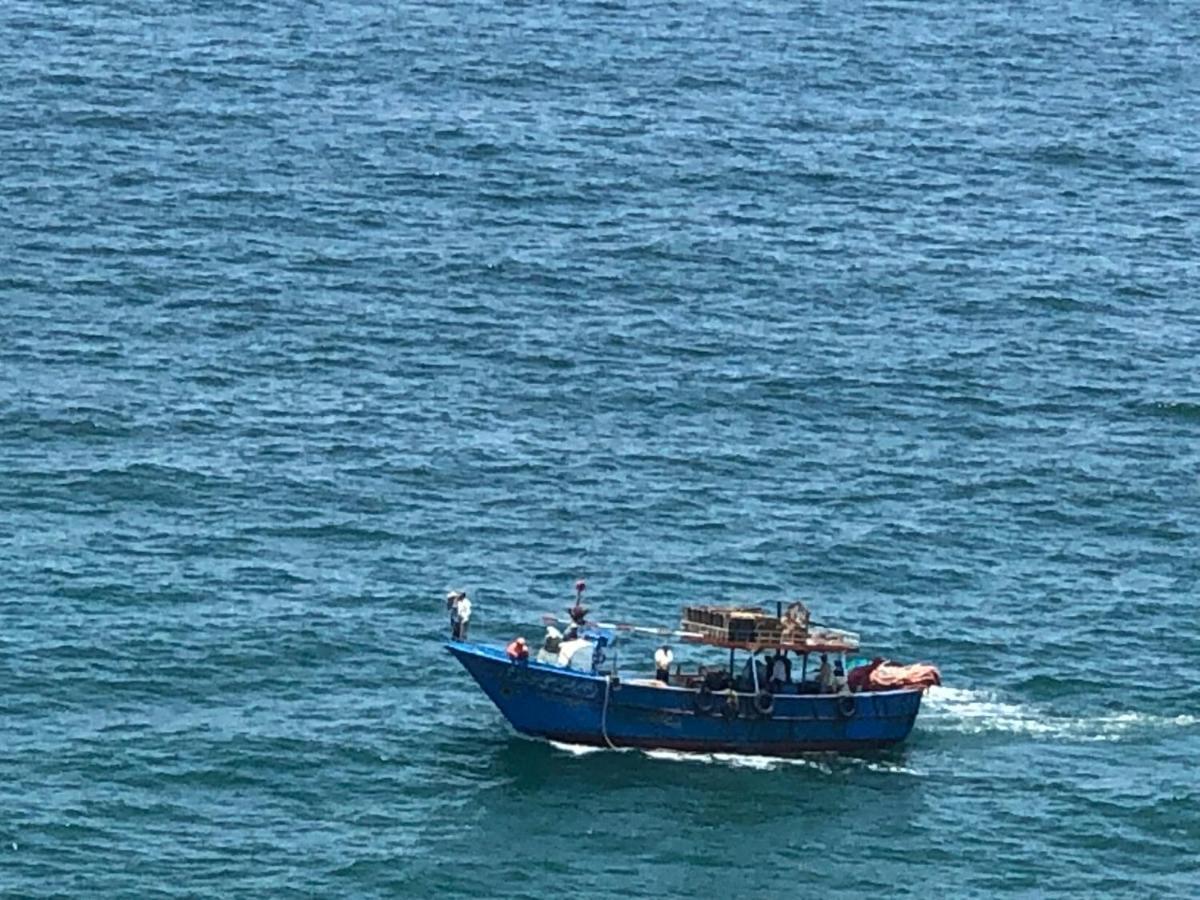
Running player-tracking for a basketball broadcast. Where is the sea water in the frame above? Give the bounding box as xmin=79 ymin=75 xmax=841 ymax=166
xmin=2 ymin=1 xmax=1198 ymax=896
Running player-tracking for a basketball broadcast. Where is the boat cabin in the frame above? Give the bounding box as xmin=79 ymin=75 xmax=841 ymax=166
xmin=536 ymin=601 xmax=867 ymax=695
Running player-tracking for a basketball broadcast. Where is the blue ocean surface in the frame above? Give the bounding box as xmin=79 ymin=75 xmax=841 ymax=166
xmin=2 ymin=0 xmax=1198 ymax=896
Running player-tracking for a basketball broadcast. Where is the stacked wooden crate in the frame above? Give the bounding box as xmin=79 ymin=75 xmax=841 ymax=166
xmin=681 ymin=605 xmax=806 ymax=644
xmin=683 ymin=605 xmax=755 ymax=639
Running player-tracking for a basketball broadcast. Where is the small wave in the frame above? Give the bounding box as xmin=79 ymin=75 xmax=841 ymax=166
xmin=1141 ymin=400 xmax=1200 ymax=422
xmin=548 ymin=741 xmax=610 ymax=757
xmin=549 ymin=741 xmax=838 ymax=772
xmin=841 ymin=757 xmax=926 ymax=777
xmin=642 ymin=749 xmax=834 ymax=773
xmin=638 ymin=750 xmax=925 ymax=776
xmin=924 ymin=686 xmax=1198 ymax=741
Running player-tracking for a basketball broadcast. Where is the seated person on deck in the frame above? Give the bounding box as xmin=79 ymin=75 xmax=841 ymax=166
xmin=737 ymin=656 xmax=769 ymax=692
xmin=701 ymin=667 xmax=731 ymax=692
xmin=536 ymin=627 xmax=562 ymax=664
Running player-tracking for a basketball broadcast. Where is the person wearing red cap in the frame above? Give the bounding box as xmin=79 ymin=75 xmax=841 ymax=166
xmin=505 ymin=637 xmax=529 ymax=662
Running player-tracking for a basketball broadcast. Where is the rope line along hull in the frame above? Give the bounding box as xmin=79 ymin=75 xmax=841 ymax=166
xmin=447 ymin=642 xmax=922 ymax=756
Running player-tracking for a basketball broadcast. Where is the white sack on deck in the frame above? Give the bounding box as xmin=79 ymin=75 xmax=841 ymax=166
xmin=557 ymin=639 xmax=595 ymax=670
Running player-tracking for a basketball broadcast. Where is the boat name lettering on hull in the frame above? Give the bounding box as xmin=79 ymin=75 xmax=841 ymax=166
xmin=501 ymin=666 xmax=602 ymax=701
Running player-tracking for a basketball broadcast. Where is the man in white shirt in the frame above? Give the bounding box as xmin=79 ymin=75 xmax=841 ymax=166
xmin=537 ymin=626 xmax=562 ymax=664
xmin=654 ymin=645 xmax=673 ymax=684
xmin=455 ymin=593 xmax=472 ymax=639
xmin=448 ymin=591 xmax=471 ymax=640
xmin=770 ymin=653 xmax=789 ymax=691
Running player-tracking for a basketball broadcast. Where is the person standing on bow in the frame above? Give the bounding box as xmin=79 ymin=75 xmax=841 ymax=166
xmin=654 ymin=644 xmax=673 ymax=684
xmin=447 ymin=590 xmax=472 ymax=640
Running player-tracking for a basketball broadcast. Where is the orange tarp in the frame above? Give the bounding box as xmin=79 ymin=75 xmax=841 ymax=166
xmin=867 ymin=662 xmax=941 ymax=691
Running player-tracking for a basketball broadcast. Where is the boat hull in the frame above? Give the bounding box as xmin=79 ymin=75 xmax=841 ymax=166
xmin=448 ymin=642 xmax=922 ymax=755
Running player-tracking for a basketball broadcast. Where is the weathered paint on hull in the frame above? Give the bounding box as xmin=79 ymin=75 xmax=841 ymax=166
xmin=448 ymin=642 xmax=922 ymax=755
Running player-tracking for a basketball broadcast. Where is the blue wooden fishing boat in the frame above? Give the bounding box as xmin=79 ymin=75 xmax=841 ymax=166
xmin=447 ymin=591 xmax=937 ymax=756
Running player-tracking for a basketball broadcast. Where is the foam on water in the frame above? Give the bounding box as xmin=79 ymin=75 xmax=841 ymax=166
xmin=643 ymin=748 xmax=836 ymax=773
xmin=549 ymin=741 xmax=822 ymax=771
xmin=548 ymin=740 xmax=828 ymax=772
xmin=550 ymin=743 xmax=924 ymax=776
xmin=548 ymin=740 xmax=610 ymax=757
xmin=842 ymin=756 xmax=926 ymax=777
xmin=924 ymin=685 xmax=1200 ymax=742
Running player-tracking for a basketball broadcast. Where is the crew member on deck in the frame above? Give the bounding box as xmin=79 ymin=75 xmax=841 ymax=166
xmin=740 ymin=655 xmax=768 ymax=691
xmin=506 ymin=636 xmax=529 ymax=662
xmin=654 ymin=644 xmax=673 ymax=684
xmin=447 ymin=591 xmax=469 ymax=639
xmin=564 ymin=602 xmax=589 ymax=640
xmin=833 ymin=659 xmax=849 ymax=695
xmin=537 ymin=626 xmax=562 ymax=664
xmin=448 ymin=591 xmax=471 ymax=640
xmin=818 ymin=653 xmax=834 ymax=693
xmin=769 ymin=652 xmax=790 ymax=692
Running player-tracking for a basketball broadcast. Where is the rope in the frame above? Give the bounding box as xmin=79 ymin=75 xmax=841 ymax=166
xmin=600 ymin=675 xmax=618 ymax=750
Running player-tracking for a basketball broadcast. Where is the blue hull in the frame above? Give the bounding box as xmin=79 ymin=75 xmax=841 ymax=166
xmin=448 ymin=642 xmax=922 ymax=755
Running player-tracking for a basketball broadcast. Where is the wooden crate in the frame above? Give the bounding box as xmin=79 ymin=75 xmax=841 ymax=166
xmin=682 ymin=605 xmax=804 ymax=644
